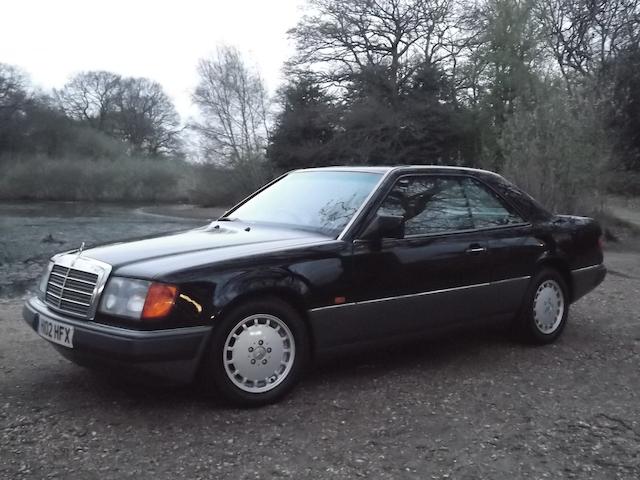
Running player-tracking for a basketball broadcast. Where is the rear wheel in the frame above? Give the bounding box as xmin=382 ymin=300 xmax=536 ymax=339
xmin=202 ymin=297 xmax=309 ymax=406
xmin=516 ymin=268 xmax=570 ymax=344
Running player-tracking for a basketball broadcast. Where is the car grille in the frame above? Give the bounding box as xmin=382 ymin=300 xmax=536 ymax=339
xmin=45 ymin=264 xmax=99 ymax=318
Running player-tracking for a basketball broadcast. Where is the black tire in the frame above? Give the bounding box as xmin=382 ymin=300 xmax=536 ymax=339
xmin=515 ymin=268 xmax=570 ymax=344
xmin=201 ymin=296 xmax=310 ymax=407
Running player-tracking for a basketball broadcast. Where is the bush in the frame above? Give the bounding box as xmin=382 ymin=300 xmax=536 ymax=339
xmin=69 ymin=125 xmax=131 ymax=160
xmin=190 ymin=156 xmax=274 ymax=207
xmin=499 ymin=83 xmax=612 ymax=215
xmin=0 ymin=156 xmax=191 ymax=202
xmin=606 ymin=170 xmax=640 ymax=197
xmin=0 ymin=155 xmax=275 ymax=205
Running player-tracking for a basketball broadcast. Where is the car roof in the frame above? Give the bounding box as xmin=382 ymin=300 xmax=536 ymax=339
xmin=295 ymin=165 xmax=499 ymax=177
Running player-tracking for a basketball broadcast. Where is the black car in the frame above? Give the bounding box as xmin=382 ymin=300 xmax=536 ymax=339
xmin=23 ymin=166 xmax=606 ymax=405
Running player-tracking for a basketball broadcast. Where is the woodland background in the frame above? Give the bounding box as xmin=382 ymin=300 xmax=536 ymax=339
xmin=1 ymin=0 xmax=640 ymax=214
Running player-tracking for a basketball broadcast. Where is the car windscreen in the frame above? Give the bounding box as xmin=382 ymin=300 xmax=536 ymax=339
xmin=225 ymin=171 xmax=383 ymax=236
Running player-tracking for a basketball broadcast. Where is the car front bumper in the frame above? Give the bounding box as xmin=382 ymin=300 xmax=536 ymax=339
xmin=23 ymin=296 xmax=212 ymax=383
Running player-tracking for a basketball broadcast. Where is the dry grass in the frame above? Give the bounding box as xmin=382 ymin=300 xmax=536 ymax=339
xmin=0 ymin=156 xmax=264 ymax=205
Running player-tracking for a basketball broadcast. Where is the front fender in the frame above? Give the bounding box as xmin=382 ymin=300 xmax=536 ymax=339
xmin=212 ymin=267 xmax=312 ymax=318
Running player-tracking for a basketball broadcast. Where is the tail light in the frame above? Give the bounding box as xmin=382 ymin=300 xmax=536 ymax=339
xmin=598 ymin=235 xmax=605 ymax=250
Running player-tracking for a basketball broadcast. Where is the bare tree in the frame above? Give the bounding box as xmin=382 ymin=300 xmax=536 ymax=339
xmin=191 ymin=46 xmax=272 ymax=194
xmin=192 ymin=46 xmax=269 ymax=163
xmin=116 ymin=77 xmax=182 ymax=156
xmin=57 ymin=71 xmax=182 ymax=156
xmin=0 ymin=64 xmax=31 ymax=154
xmin=56 ymin=71 xmax=121 ymax=132
xmin=534 ymin=0 xmax=640 ymax=86
xmin=287 ymin=0 xmax=460 ymax=96
xmin=0 ymin=64 xmax=29 ymax=120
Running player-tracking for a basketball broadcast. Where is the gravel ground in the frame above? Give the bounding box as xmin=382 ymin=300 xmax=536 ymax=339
xmin=1 ymin=204 xmax=639 ymax=479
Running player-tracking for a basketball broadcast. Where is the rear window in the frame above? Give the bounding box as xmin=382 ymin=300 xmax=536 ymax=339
xmin=486 ymin=174 xmax=552 ymax=222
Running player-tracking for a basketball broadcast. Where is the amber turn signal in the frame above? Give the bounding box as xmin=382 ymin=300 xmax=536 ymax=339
xmin=142 ymin=283 xmax=178 ymax=319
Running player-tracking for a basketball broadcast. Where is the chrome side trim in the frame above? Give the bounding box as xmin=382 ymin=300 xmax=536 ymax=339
xmin=571 ymin=263 xmax=604 ymax=274
xmin=493 ymin=275 xmax=531 ymax=285
xmin=337 ymin=169 xmax=395 ymax=241
xmin=309 ymin=275 xmax=531 ymax=312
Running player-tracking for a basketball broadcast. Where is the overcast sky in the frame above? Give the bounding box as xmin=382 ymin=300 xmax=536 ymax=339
xmin=0 ymin=0 xmax=305 ymax=120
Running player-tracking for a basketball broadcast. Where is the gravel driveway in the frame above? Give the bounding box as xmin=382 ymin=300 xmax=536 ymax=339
xmin=1 ymin=205 xmax=639 ymax=479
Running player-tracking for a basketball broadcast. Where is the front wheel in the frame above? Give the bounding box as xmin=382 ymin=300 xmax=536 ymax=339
xmin=202 ymin=297 xmax=309 ymax=406
xmin=516 ymin=268 xmax=570 ymax=344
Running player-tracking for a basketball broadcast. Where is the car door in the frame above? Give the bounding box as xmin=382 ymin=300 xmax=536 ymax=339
xmin=460 ymin=176 xmax=546 ymax=316
xmin=346 ymin=174 xmax=497 ymax=343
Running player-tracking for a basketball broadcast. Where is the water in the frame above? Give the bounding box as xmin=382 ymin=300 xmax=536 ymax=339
xmin=0 ymin=202 xmax=205 ymax=297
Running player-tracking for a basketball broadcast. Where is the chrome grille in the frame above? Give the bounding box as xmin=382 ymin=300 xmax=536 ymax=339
xmin=45 ymin=263 xmax=101 ymax=318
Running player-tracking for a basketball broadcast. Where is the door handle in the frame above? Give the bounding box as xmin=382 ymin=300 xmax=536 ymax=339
xmin=465 ymin=245 xmax=487 ymax=254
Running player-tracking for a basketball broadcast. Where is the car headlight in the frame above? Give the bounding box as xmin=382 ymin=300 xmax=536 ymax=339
xmin=99 ymin=277 xmax=178 ymax=320
xmin=37 ymin=261 xmax=54 ymax=299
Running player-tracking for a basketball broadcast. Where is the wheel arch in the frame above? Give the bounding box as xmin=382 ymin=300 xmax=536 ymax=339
xmin=535 ymin=257 xmax=573 ymax=301
xmin=213 ymin=287 xmax=317 ymax=358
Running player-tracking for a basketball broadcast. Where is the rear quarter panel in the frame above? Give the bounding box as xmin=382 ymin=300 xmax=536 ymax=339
xmin=546 ymin=215 xmax=603 ymax=270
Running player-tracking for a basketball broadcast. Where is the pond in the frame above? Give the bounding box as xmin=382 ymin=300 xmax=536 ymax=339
xmin=0 ymin=202 xmax=213 ymax=298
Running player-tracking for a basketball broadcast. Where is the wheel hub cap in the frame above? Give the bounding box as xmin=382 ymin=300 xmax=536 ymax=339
xmin=223 ymin=314 xmax=295 ymax=393
xmin=533 ymin=279 xmax=565 ymax=334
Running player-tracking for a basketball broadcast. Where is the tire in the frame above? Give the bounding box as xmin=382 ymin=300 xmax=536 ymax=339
xmin=515 ymin=268 xmax=570 ymax=344
xmin=202 ymin=296 xmax=310 ymax=407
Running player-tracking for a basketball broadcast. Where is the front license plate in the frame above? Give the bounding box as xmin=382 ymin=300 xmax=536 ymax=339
xmin=38 ymin=315 xmax=74 ymax=348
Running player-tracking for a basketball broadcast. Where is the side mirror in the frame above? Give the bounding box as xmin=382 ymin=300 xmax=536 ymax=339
xmin=360 ymin=214 xmax=405 ymax=241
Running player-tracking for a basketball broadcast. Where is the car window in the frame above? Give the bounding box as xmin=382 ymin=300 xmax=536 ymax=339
xmin=228 ymin=171 xmax=382 ymax=236
xmin=378 ymin=176 xmax=473 ymax=236
xmin=461 ymin=178 xmax=524 ymax=228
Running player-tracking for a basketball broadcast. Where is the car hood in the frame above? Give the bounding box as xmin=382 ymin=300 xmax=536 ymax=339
xmin=79 ymin=223 xmax=333 ymax=279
